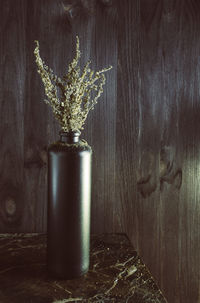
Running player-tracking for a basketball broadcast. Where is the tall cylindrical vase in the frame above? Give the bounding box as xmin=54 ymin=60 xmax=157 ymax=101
xmin=47 ymin=130 xmax=92 ymax=279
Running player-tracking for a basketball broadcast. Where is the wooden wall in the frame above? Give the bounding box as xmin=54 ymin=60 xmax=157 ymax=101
xmin=0 ymin=0 xmax=200 ymax=302
xmin=118 ymin=1 xmax=200 ymax=302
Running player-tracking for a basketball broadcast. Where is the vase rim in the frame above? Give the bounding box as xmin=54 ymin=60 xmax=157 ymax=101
xmin=59 ymin=130 xmax=80 ymax=143
xmin=59 ymin=130 xmax=81 ymax=135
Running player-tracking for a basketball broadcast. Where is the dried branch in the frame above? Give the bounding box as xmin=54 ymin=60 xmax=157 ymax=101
xmin=34 ymin=36 xmax=112 ymax=132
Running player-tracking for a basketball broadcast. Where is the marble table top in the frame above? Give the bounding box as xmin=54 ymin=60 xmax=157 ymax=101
xmin=0 ymin=233 xmax=167 ymax=303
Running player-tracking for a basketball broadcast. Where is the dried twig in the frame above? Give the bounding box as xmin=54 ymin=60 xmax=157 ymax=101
xmin=34 ymin=36 xmax=112 ymax=132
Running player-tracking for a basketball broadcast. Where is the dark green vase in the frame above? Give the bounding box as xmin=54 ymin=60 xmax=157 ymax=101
xmin=47 ymin=130 xmax=92 ymax=279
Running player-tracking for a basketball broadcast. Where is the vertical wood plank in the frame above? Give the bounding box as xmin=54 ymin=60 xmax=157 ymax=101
xmin=0 ymin=0 xmax=26 ymax=231
xmin=88 ymin=1 xmax=118 ymax=233
xmin=116 ymin=0 xmax=141 ymax=245
xmin=23 ymin=0 xmax=51 ymax=232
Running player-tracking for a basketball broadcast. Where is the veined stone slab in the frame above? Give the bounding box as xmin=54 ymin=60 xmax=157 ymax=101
xmin=0 ymin=234 xmax=167 ymax=303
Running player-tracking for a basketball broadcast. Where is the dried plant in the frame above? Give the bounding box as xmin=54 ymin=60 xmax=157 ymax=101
xmin=34 ymin=36 xmax=112 ymax=132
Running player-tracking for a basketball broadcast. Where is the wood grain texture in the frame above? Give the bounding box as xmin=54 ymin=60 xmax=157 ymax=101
xmin=88 ymin=1 xmax=118 ymax=233
xmin=0 ymin=0 xmax=200 ymax=302
xmin=0 ymin=0 xmax=26 ymax=231
xmin=116 ymin=0 xmax=200 ymax=302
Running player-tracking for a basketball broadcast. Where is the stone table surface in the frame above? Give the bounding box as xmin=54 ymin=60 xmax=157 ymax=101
xmin=0 ymin=234 xmax=167 ymax=303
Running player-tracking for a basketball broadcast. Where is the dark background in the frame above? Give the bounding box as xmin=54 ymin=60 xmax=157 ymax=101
xmin=0 ymin=0 xmax=200 ymax=302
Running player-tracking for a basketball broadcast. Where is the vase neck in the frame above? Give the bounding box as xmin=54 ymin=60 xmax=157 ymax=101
xmin=59 ymin=130 xmax=80 ymax=144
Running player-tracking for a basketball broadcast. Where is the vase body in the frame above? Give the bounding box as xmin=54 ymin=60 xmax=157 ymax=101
xmin=47 ymin=131 xmax=92 ymax=279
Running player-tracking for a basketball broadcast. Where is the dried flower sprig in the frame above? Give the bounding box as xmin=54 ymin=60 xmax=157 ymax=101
xmin=34 ymin=36 xmax=112 ymax=132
